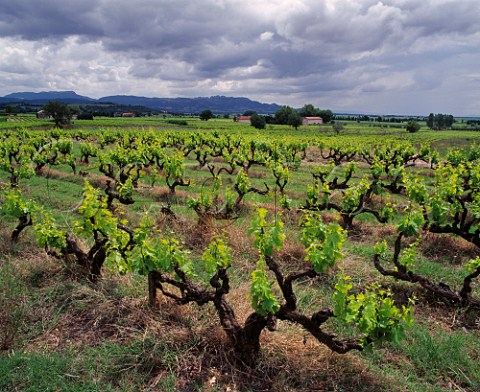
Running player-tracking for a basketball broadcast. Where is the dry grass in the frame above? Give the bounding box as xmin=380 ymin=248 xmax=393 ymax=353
xmin=36 ymin=166 xmax=73 ymax=180
xmin=225 ymin=221 xmax=256 ymax=264
xmin=143 ymin=185 xmax=191 ymax=204
xmin=248 ymin=169 xmax=268 ymax=179
xmin=420 ymin=232 xmax=480 ymax=264
xmin=256 ymin=336 xmax=396 ymax=392
xmin=37 ymin=166 xmax=111 ymax=191
xmin=0 ymin=228 xmax=54 ymax=350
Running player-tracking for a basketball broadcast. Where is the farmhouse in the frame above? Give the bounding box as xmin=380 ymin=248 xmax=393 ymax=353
xmin=36 ymin=110 xmax=52 ymax=119
xmin=235 ymin=115 xmax=251 ymax=123
xmin=302 ymin=116 xmax=323 ymax=125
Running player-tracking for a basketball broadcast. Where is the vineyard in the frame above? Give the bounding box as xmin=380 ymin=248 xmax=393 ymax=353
xmin=1 ymin=118 xmax=480 ymax=391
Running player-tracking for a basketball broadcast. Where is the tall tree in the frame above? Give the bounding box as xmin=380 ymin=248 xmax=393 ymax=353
xmin=318 ymin=109 xmax=334 ymax=123
xmin=287 ymin=111 xmax=302 ymax=130
xmin=250 ymin=113 xmax=266 ymax=129
xmin=445 ymin=115 xmax=454 ymax=128
xmin=274 ymin=106 xmax=296 ymax=125
xmin=275 ymin=106 xmax=298 ymax=125
xmin=427 ymin=113 xmax=453 ymax=130
xmin=275 ymin=106 xmax=303 ymax=129
xmin=298 ymin=103 xmax=317 ymax=117
xmin=200 ymin=109 xmax=214 ymax=121
xmin=427 ymin=113 xmax=434 ymax=129
xmin=435 ymin=113 xmax=445 ymax=130
xmin=42 ymin=101 xmax=72 ymax=128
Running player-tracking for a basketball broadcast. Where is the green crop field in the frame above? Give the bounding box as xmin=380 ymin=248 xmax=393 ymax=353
xmin=1 ymin=118 xmax=480 ymax=391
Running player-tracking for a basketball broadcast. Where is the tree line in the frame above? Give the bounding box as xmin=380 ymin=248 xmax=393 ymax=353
xmin=426 ymin=113 xmax=454 ymax=130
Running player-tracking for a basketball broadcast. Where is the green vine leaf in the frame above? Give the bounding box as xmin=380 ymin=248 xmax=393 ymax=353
xmin=202 ymin=237 xmax=232 ymax=274
xmin=250 ymin=257 xmax=280 ymax=316
xmin=333 ymin=277 xmax=415 ymax=346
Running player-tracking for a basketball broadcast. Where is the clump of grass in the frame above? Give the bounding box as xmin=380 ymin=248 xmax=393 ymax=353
xmin=367 ymin=323 xmax=480 ymax=391
xmin=0 ymin=259 xmax=27 ymax=350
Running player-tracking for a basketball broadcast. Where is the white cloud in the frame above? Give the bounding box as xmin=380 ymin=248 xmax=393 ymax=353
xmin=259 ymin=31 xmax=274 ymax=41
xmin=0 ymin=0 xmax=479 ymax=115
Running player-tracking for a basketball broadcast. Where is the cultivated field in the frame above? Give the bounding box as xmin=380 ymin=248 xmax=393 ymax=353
xmin=1 ymin=117 xmax=480 ymax=391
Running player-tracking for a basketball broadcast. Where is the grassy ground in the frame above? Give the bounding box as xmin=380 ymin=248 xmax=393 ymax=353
xmin=1 ymin=122 xmax=480 ymax=391
xmin=2 ymin=224 xmax=480 ymax=391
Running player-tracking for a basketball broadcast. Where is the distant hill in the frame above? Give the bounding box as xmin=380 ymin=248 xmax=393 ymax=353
xmin=3 ymin=91 xmax=95 ymax=105
xmin=1 ymin=91 xmax=283 ymax=114
xmin=98 ymin=95 xmax=282 ymax=114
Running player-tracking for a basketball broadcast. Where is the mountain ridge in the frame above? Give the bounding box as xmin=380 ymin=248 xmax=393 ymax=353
xmin=1 ymin=91 xmax=283 ymax=114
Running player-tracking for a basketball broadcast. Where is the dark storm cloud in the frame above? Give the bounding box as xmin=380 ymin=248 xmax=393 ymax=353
xmin=0 ymin=0 xmax=479 ymax=114
xmin=0 ymin=0 xmax=105 ymax=39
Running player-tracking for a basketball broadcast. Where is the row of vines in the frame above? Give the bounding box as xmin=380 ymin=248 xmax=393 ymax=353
xmin=1 ymin=127 xmax=479 ymax=366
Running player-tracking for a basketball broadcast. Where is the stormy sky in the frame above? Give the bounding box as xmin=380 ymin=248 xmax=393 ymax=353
xmin=1 ymin=0 xmax=479 ymax=115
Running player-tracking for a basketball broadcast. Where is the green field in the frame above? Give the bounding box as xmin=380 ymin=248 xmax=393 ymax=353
xmin=1 ymin=117 xmax=480 ymax=391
